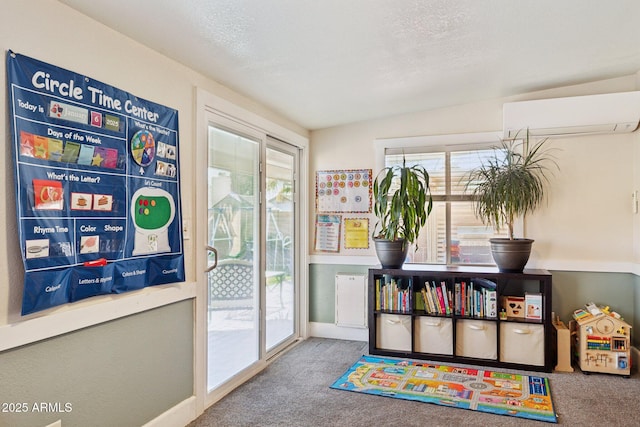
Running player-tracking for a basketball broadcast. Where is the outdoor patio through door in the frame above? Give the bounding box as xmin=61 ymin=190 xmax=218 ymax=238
xmin=205 ymin=127 xmax=298 ymax=393
xmin=207 ymin=126 xmax=260 ymax=390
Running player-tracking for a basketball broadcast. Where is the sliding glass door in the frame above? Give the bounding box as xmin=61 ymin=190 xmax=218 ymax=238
xmin=265 ymin=139 xmax=297 ymax=353
xmin=204 ymin=125 xmax=299 ymax=400
xmin=206 ymin=126 xmax=260 ymax=390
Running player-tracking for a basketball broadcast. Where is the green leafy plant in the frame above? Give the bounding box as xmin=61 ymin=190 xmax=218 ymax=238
xmin=467 ymin=129 xmax=557 ymax=239
xmin=373 ymin=157 xmax=433 ymax=245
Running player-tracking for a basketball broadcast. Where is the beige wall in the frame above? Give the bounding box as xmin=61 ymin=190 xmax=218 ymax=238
xmin=528 ymin=133 xmax=633 ymax=266
xmin=634 ymin=71 xmax=640 ymax=265
xmin=310 ymin=76 xmax=639 ymax=270
xmin=2 ymin=1 xmax=639 ymax=423
xmin=0 ymin=1 xmax=307 ymax=425
xmin=0 ymin=0 xmax=307 ymax=326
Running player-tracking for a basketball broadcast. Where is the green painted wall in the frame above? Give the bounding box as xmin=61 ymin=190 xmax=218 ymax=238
xmin=551 ymin=270 xmax=635 ymax=323
xmin=0 ymin=300 xmax=193 ymax=427
xmin=309 ymin=264 xmax=639 ymax=346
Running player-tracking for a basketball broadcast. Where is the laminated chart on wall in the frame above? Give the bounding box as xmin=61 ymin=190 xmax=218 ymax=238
xmin=7 ymin=51 xmax=185 ymax=315
xmin=316 ymin=169 xmax=372 ymax=213
xmin=343 ymin=218 xmax=369 ymax=249
xmin=314 ymin=215 xmax=342 ymax=252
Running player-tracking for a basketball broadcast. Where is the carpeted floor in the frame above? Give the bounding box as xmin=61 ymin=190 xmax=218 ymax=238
xmin=189 ymin=338 xmax=639 ymax=427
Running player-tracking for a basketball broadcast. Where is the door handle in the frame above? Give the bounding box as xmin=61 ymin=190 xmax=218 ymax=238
xmin=205 ymin=246 xmax=218 ymax=273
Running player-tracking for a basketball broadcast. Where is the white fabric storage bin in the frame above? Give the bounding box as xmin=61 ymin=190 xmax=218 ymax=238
xmin=414 ymin=317 xmax=453 ymax=355
xmin=455 ymin=319 xmax=497 ymax=359
xmin=500 ymin=322 xmax=545 ymax=366
xmin=376 ymin=314 xmax=411 ymax=352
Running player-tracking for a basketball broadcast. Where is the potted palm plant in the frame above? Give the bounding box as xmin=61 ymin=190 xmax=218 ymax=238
xmin=372 ymin=156 xmax=433 ymax=268
xmin=467 ymin=129 xmax=557 ymax=272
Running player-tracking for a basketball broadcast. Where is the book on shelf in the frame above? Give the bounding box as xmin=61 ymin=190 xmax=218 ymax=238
xmin=442 ymin=281 xmax=452 ymax=314
xmin=419 ymin=284 xmax=427 ymax=312
xmin=454 ymin=282 xmax=461 ymax=315
xmin=442 ymin=282 xmax=452 ymax=315
xmin=422 ymin=282 xmax=434 ymax=314
xmin=525 ymin=293 xmax=542 ymax=320
xmin=460 ymin=281 xmax=466 ymax=316
xmin=435 ymin=284 xmax=446 ymax=314
xmin=433 ymin=282 xmax=443 ymax=314
xmin=420 ymin=280 xmax=454 ymax=315
xmin=422 ymin=283 xmax=430 ymax=313
xmin=485 ymin=289 xmax=497 ymax=318
xmin=422 ymin=284 xmax=435 ymax=314
xmin=417 ymin=278 xmax=499 ymax=318
xmin=453 ymin=278 xmax=497 ymax=318
xmin=375 ymin=276 xmax=412 ymax=313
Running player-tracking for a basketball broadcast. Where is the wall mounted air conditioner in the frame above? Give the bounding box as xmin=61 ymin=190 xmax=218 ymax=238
xmin=503 ymin=91 xmax=640 ymax=138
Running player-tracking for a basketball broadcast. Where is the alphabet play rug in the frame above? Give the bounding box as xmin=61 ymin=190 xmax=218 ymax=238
xmin=330 ymin=355 xmax=557 ymax=423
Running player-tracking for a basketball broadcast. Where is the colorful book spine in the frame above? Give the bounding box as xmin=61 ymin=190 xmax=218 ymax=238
xmin=435 ymin=285 xmax=446 ymax=314
xmin=420 ymin=287 xmax=428 ymax=312
xmin=424 ymin=284 xmax=434 ymax=314
xmin=440 ymin=282 xmax=450 ymax=315
xmin=428 ymin=283 xmax=437 ymax=314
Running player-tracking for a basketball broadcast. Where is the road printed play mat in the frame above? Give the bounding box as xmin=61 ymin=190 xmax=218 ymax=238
xmin=330 ymin=355 xmax=557 ymax=423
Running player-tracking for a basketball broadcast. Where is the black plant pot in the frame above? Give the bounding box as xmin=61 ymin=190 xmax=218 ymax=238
xmin=489 ymin=238 xmax=534 ymax=273
xmin=374 ymin=238 xmax=409 ymax=269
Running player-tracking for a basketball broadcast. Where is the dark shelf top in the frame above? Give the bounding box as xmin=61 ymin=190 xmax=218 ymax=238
xmin=370 ymin=265 xmax=551 ymax=277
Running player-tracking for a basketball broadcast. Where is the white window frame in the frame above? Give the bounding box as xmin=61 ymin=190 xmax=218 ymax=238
xmin=373 ymin=131 xmax=524 ymax=266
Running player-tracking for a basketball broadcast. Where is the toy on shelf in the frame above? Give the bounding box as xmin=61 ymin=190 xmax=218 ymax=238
xmin=570 ymin=303 xmax=632 ymax=377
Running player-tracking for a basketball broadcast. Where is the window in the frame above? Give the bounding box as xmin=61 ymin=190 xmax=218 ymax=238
xmin=383 ymin=136 xmax=508 ymax=266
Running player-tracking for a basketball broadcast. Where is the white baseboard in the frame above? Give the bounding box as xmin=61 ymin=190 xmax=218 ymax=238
xmin=142 ymin=395 xmax=197 ymax=427
xmin=308 ymin=321 xmax=368 ymax=342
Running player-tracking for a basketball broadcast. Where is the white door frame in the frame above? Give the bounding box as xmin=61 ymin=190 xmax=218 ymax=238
xmin=194 ymin=88 xmax=309 ymax=414
xmin=264 ymin=137 xmax=301 ymax=359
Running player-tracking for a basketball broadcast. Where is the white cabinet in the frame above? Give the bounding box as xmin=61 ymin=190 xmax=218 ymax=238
xmin=335 ymin=273 xmax=367 ymax=328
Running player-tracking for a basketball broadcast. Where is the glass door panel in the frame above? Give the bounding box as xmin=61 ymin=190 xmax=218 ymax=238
xmin=207 ymin=126 xmax=260 ymax=390
xmin=265 ymin=144 xmax=296 ymax=351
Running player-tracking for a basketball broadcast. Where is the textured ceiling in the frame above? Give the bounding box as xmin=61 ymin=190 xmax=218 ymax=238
xmin=58 ymin=0 xmax=640 ymax=130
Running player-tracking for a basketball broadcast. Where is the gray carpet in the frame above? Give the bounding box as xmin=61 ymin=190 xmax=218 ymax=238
xmin=189 ymin=338 xmax=639 ymax=426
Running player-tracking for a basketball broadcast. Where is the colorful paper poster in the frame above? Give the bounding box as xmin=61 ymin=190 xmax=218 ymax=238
xmin=314 ymin=215 xmax=341 ymax=252
xmin=316 ymin=169 xmax=372 ymax=213
xmin=344 ymin=218 xmax=369 ymax=249
xmin=7 ymin=51 xmax=184 ymax=315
